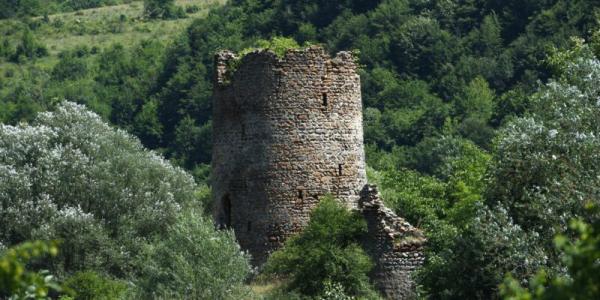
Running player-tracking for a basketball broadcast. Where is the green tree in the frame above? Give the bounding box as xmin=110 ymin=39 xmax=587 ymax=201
xmin=455 ymin=76 xmax=496 ymax=147
xmin=51 ymin=54 xmax=88 ymax=81
xmin=12 ymin=29 xmax=47 ymax=62
xmin=0 ymin=241 xmax=63 ymax=299
xmin=487 ymin=43 xmax=600 ymax=244
xmin=264 ymin=197 xmax=376 ymax=298
xmin=136 ymin=210 xmax=251 ymax=299
xmin=420 ymin=204 xmax=546 ymax=299
xmin=133 ymin=99 xmax=163 ymax=149
xmin=62 ymin=271 xmax=127 ymax=300
xmin=144 ymin=0 xmax=176 ymax=19
xmin=0 ymin=102 xmax=251 ymax=295
xmin=425 ymin=37 xmax=600 ymax=299
xmin=501 ymin=215 xmax=600 ymax=300
xmin=455 ymin=76 xmax=494 ymax=122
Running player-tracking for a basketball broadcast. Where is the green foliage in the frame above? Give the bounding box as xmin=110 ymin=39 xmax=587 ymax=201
xmin=455 ymin=76 xmax=495 ymax=147
xmin=545 ymin=37 xmax=588 ymax=77
xmin=133 ymin=99 xmax=163 ymax=149
xmin=264 ymin=197 xmax=376 ymax=298
xmin=12 ymin=29 xmax=47 ymax=62
xmin=0 ymin=102 xmax=250 ymax=296
xmin=501 ymin=214 xmax=600 ymax=300
xmin=62 ymin=271 xmax=127 ymax=300
xmin=239 ymin=36 xmax=301 ymax=58
xmin=51 ymin=54 xmax=88 ymax=81
xmin=0 ymin=37 xmax=14 ymax=59
xmin=4 ymin=0 xmax=598 ymax=179
xmin=221 ymin=36 xmax=301 ymax=82
xmin=372 ymin=136 xmax=527 ymax=298
xmin=319 ymin=280 xmax=355 ymax=300
xmin=422 ymin=35 xmax=600 ymax=299
xmin=487 ymin=41 xmax=600 ymax=244
xmin=144 ymin=0 xmax=179 ymax=19
xmin=135 ymin=209 xmax=251 ymax=299
xmin=0 ymin=241 xmax=63 ymax=299
xmin=421 ymin=203 xmax=547 ymax=299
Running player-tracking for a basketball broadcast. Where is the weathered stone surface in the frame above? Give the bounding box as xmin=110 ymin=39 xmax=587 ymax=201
xmin=359 ymin=184 xmax=426 ymax=300
xmin=212 ymin=46 xmax=424 ymax=299
xmin=212 ymin=46 xmax=367 ymax=265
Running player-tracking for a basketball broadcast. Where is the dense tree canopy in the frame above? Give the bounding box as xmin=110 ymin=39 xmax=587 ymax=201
xmin=0 ymin=102 xmax=251 ymax=297
xmin=0 ymin=0 xmax=597 ymax=176
xmin=264 ymin=197 xmax=376 ymax=298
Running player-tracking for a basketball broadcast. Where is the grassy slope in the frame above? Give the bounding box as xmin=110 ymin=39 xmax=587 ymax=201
xmin=40 ymin=0 xmax=226 ymax=55
xmin=0 ymin=0 xmax=226 ymax=76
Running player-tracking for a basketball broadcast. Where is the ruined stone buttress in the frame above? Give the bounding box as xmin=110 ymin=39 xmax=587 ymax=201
xmin=212 ymin=46 xmax=425 ymax=299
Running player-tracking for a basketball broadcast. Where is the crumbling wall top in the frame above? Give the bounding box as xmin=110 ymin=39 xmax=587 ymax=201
xmin=213 ymin=45 xmax=358 ymax=87
xmin=360 ymin=184 xmax=426 ymax=252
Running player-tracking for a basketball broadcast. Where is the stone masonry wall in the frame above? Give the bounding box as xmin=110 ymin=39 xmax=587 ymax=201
xmin=359 ymin=184 xmax=426 ymax=299
xmin=212 ymin=46 xmax=367 ymax=265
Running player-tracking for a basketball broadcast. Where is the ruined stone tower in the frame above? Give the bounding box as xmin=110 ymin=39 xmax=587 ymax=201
xmin=212 ymin=46 xmax=366 ymax=264
xmin=212 ymin=46 xmax=425 ymax=299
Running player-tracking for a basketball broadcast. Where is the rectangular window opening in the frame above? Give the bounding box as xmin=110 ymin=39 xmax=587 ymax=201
xmin=322 ymin=93 xmax=328 ymax=106
xmin=338 ymin=164 xmax=343 ymax=176
xmin=247 ymin=221 xmax=252 ymax=232
xmin=298 ymin=189 xmax=304 ymax=199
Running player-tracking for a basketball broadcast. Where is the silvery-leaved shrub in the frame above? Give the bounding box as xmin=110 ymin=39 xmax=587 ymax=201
xmin=418 ymin=40 xmax=600 ymax=298
xmin=135 ymin=210 xmax=252 ymax=299
xmin=0 ymin=101 xmax=250 ymax=296
xmin=488 ymin=47 xmax=600 ymax=244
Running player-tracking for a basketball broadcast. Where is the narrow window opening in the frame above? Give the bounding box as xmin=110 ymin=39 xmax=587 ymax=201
xmin=322 ymin=93 xmax=328 ymax=106
xmin=298 ymin=189 xmax=304 ymax=199
xmin=338 ymin=164 xmax=343 ymax=176
xmin=222 ymin=195 xmax=232 ymax=228
xmin=247 ymin=221 xmax=252 ymax=232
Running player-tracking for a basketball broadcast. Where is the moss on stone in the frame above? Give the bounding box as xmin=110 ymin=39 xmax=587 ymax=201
xmin=240 ymin=36 xmax=301 ymax=59
xmin=224 ymin=36 xmax=301 ymax=78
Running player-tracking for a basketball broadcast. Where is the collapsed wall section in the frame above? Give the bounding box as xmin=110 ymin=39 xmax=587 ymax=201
xmin=359 ymin=185 xmax=426 ymax=299
xmin=212 ymin=46 xmax=367 ymax=265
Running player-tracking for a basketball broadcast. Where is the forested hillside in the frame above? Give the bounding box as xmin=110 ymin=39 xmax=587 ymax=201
xmin=2 ymin=0 xmax=599 ymax=176
xmin=1 ymin=0 xmax=600 ymax=299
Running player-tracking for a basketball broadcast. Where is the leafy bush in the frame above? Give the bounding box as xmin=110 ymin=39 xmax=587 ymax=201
xmin=0 ymin=101 xmax=195 ymax=276
xmin=52 ymin=54 xmax=88 ymax=81
xmin=63 ymin=271 xmax=127 ymax=300
xmin=0 ymin=241 xmax=63 ymax=299
xmin=239 ymin=36 xmax=301 ymax=58
xmin=12 ymin=29 xmax=47 ymax=62
xmin=487 ymin=41 xmax=600 ymax=251
xmin=420 ymin=204 xmax=546 ymax=299
xmin=417 ymin=36 xmax=600 ymax=299
xmin=264 ymin=197 xmax=376 ymax=298
xmin=0 ymin=102 xmax=251 ymax=296
xmin=501 ymin=213 xmax=600 ymax=300
xmin=319 ymin=280 xmax=355 ymax=300
xmin=144 ymin=0 xmax=179 ymax=19
xmin=135 ymin=209 xmax=251 ymax=299
xmin=0 ymin=38 xmax=13 ymax=59
xmin=185 ymin=5 xmax=200 ymax=14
